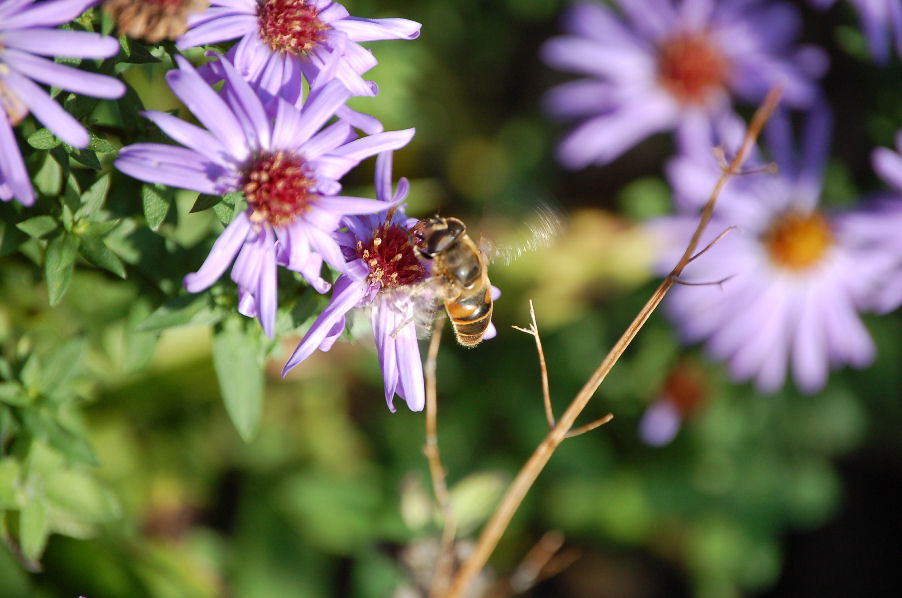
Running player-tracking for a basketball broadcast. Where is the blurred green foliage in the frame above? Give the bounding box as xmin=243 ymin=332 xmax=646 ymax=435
xmin=2 ymin=1 xmax=902 ymax=597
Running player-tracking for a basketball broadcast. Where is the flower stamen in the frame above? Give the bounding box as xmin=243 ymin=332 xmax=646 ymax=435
xmin=763 ymin=210 xmax=834 ymax=271
xmin=657 ymin=33 xmax=729 ymax=105
xmin=258 ymin=0 xmax=331 ymax=56
xmin=244 ymin=151 xmax=316 ymax=227
xmin=358 ymin=223 xmax=427 ymax=289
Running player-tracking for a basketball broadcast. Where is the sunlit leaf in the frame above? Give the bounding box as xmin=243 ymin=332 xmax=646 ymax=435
xmin=142 ymin=184 xmax=172 ymax=231
xmin=212 ymin=322 xmax=264 ymax=442
xmin=44 ymin=233 xmax=80 ymax=306
xmin=20 ymin=498 xmax=49 ymax=563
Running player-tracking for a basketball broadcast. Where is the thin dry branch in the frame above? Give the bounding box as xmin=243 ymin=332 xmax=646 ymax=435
xmin=564 ymin=413 xmax=614 ymax=439
xmin=511 ymin=300 xmax=554 ymax=428
xmin=423 ymin=319 xmax=456 ymax=598
xmin=443 ymin=86 xmax=783 ymax=598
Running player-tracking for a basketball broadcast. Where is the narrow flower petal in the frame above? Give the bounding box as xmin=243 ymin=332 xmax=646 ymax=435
xmin=183 ymin=212 xmax=252 ymax=292
xmin=2 ymin=28 xmax=120 ymax=59
xmin=282 ymin=276 xmax=368 ymax=375
xmin=3 ymin=70 xmax=88 ymax=146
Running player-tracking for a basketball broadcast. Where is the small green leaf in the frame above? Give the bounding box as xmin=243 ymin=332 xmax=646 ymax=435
xmin=62 ymin=172 xmax=82 ymax=217
xmin=83 ymin=219 xmax=120 ymax=237
xmin=213 ymin=323 xmax=264 ymax=442
xmin=120 ymin=37 xmax=161 ymax=64
xmin=136 ymin=294 xmax=219 ymax=332
xmin=45 ymin=234 xmax=80 ymax=306
xmin=78 ymin=174 xmax=111 ymax=220
xmin=190 ymin=193 xmax=222 ymax=214
xmin=142 ymin=184 xmax=172 ymax=231
xmin=26 ymin=129 xmax=60 ymax=150
xmin=67 ymin=147 xmax=102 ymax=170
xmin=16 ymin=216 xmax=58 ymax=239
xmin=79 ymin=237 xmax=127 ymax=278
xmin=0 ymin=382 xmax=29 ymax=407
xmin=213 ymin=192 xmax=245 ymax=225
xmin=124 ymin=301 xmax=159 ymax=373
xmin=36 ymin=339 xmax=85 ymax=397
xmin=87 ymin=135 xmax=117 ymax=154
xmin=0 ymin=458 xmax=21 ymax=509
xmin=22 ymin=411 xmax=98 ymax=466
xmin=33 ymin=152 xmax=62 ymax=196
xmin=20 ymin=498 xmax=49 ymax=563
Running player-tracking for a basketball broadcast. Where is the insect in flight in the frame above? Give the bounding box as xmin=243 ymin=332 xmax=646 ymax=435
xmin=413 ymin=206 xmax=563 ymax=347
xmin=415 ymin=216 xmax=494 ymax=347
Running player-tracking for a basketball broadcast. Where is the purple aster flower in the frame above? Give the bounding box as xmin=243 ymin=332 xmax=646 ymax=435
xmin=0 ymin=0 xmax=125 ymax=206
xmin=541 ymin=0 xmax=826 ymax=169
xmin=810 ymin=0 xmax=902 ymax=63
xmin=282 ymin=151 xmax=429 ymax=411
xmin=835 ymin=130 xmax=902 ymax=313
xmin=638 ymin=360 xmax=706 ymax=446
xmin=115 ymin=55 xmax=414 ymax=338
xmin=282 ymin=152 xmax=500 ymax=412
xmin=648 ymin=106 xmax=882 ymax=394
xmin=176 ymin=0 xmax=420 ymax=104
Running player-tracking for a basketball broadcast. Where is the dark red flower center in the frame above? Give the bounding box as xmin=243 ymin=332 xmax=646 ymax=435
xmin=258 ymin=0 xmax=330 ymax=56
xmin=763 ymin=210 xmax=834 ymax=271
xmin=662 ymin=360 xmax=707 ymax=416
xmin=357 ymin=222 xmax=427 ymax=289
xmin=244 ymin=151 xmax=317 ymax=227
xmin=657 ymin=33 xmax=729 ymax=105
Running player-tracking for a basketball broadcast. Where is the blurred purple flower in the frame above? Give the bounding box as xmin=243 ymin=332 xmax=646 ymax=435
xmin=835 ymin=131 xmax=902 ymax=313
xmin=810 ymin=0 xmax=902 ymax=63
xmin=282 ymin=151 xmax=430 ymax=412
xmin=177 ymin=0 xmax=420 ymax=104
xmin=541 ymin=0 xmax=826 ymax=169
xmin=638 ymin=399 xmax=682 ymax=446
xmin=638 ymin=360 xmax=707 ymax=446
xmin=648 ymin=106 xmax=883 ymax=394
xmin=0 ymin=0 xmax=125 ymax=206
xmin=115 ymin=56 xmax=414 ymax=338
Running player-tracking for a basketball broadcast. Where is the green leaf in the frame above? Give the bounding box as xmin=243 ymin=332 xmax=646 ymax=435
xmin=44 ymin=234 xmax=80 ymax=306
xmin=67 ymin=147 xmax=102 ymax=170
xmin=214 ymin=192 xmax=245 ymax=226
xmin=20 ymin=498 xmax=49 ymax=563
xmin=16 ymin=216 xmax=58 ymax=239
xmin=0 ymin=459 xmax=21 ymax=509
xmin=213 ymin=323 xmax=264 ymax=442
xmin=0 ymin=382 xmax=29 ymax=407
xmin=142 ymin=184 xmax=172 ymax=231
xmin=82 ymin=219 xmax=120 ymax=237
xmin=36 ymin=339 xmax=85 ymax=397
xmin=22 ymin=411 xmax=98 ymax=466
xmin=79 ymin=236 xmax=127 ymax=279
xmin=87 ymin=135 xmax=117 ymax=154
xmin=124 ymin=301 xmax=159 ymax=373
xmin=120 ymin=37 xmax=161 ymax=64
xmin=77 ymin=174 xmax=111 ymax=219
xmin=190 ymin=193 xmax=222 ymax=214
xmin=45 ymin=470 xmax=120 ymax=527
xmin=136 ymin=294 xmax=220 ymax=332
xmin=26 ymin=129 xmax=60 ymax=150
xmin=33 ymin=152 xmax=62 ymax=196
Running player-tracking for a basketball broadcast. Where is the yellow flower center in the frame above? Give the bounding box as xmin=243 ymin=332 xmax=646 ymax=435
xmin=763 ymin=211 xmax=833 ymax=271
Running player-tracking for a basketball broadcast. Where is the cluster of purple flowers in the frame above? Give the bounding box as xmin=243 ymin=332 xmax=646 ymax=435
xmin=114 ymin=0 xmax=433 ymax=412
xmin=1 ymin=0 xmax=445 ymax=412
xmin=541 ymin=0 xmax=902 ymax=442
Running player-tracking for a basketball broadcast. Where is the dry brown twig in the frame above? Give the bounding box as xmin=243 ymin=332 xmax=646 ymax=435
xmin=423 ymin=87 xmax=783 ymax=598
xmin=423 ymin=318 xmax=457 ymax=598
